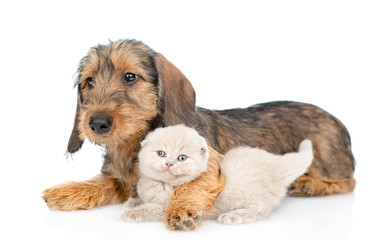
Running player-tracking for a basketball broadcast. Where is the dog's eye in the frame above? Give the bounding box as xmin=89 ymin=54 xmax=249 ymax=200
xmin=123 ymin=73 xmax=139 ymax=84
xmin=177 ymin=155 xmax=187 ymax=162
xmin=86 ymin=77 xmax=94 ymax=89
xmin=157 ymin=151 xmax=166 ymax=158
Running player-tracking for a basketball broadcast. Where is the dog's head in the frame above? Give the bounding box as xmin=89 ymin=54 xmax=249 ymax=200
xmin=68 ymin=39 xmax=197 ymax=153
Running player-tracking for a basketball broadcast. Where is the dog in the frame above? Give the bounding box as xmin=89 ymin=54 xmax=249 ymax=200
xmin=42 ymin=39 xmax=356 ymax=230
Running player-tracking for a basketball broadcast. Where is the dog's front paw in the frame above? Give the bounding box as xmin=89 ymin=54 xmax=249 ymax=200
xmin=42 ymin=181 xmax=103 ymax=211
xmin=165 ymin=207 xmax=203 ymax=231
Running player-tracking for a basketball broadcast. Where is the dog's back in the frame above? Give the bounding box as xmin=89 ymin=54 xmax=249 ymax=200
xmin=197 ymin=101 xmax=355 ymax=196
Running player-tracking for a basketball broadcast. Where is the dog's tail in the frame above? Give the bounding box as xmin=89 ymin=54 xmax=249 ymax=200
xmin=273 ymin=139 xmax=314 ymax=187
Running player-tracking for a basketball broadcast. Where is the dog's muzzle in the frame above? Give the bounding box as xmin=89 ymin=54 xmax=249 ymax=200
xmin=88 ymin=114 xmax=113 ymax=134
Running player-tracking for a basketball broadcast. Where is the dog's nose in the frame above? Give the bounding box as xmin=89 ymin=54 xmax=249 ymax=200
xmin=88 ymin=115 xmax=113 ymax=134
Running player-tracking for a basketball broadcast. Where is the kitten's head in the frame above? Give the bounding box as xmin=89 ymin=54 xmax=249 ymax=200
xmin=138 ymin=124 xmax=209 ymax=186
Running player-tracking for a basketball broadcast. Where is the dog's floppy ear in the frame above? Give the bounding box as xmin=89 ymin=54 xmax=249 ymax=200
xmin=67 ymin=88 xmax=84 ymax=153
xmin=155 ymin=53 xmax=197 ymax=126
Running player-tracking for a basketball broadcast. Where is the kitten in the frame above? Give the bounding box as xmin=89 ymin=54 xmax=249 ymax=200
xmin=121 ymin=125 xmax=313 ymax=224
xmin=121 ymin=124 xmax=209 ymax=222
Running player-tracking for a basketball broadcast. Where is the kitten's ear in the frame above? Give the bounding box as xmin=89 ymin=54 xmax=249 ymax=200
xmin=201 ymin=147 xmax=208 ymax=160
xmin=200 ymin=138 xmax=209 ymax=161
xmin=140 ymin=139 xmax=147 ymax=148
xmin=140 ymin=129 xmax=156 ymax=148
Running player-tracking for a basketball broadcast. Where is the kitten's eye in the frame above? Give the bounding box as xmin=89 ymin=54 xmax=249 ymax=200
xmin=86 ymin=77 xmax=94 ymax=89
xmin=177 ymin=155 xmax=187 ymax=162
xmin=123 ymin=72 xmax=139 ymax=84
xmin=157 ymin=151 xmax=166 ymax=158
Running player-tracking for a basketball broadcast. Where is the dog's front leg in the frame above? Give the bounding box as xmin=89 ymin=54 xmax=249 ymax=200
xmin=165 ymin=147 xmax=225 ymax=230
xmin=42 ymin=173 xmax=129 ymax=211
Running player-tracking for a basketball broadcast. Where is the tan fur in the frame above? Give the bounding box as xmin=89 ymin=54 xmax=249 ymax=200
xmin=43 ymin=174 xmax=131 ymax=211
xmin=289 ymin=174 xmax=356 ymax=196
xmin=165 ymin=146 xmax=225 ymax=230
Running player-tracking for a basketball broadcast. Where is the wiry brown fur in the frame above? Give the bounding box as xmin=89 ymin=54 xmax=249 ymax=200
xmin=42 ymin=39 xmax=356 ymax=230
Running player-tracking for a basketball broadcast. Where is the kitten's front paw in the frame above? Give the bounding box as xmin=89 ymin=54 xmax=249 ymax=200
xmin=217 ymin=209 xmax=267 ymax=224
xmin=217 ymin=212 xmax=245 ymax=224
xmin=121 ymin=208 xmax=146 ymax=222
xmin=165 ymin=207 xmax=203 ymax=231
xmin=123 ymin=197 xmax=142 ymax=210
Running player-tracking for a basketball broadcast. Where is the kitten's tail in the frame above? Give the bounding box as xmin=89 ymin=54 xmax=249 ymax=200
xmin=274 ymin=139 xmax=314 ymax=187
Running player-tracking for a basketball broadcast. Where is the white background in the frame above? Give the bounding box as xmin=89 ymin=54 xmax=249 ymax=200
xmin=0 ymin=0 xmax=374 ymax=239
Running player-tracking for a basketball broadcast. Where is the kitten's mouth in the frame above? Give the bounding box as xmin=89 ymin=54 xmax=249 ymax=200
xmin=163 ymin=168 xmax=175 ymax=175
xmin=163 ymin=168 xmax=182 ymax=177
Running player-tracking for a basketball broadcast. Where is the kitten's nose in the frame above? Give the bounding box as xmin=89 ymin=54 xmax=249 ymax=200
xmin=166 ymin=162 xmax=173 ymax=168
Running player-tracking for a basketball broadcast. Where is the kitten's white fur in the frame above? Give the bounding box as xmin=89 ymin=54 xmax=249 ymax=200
xmin=121 ymin=125 xmax=313 ymax=224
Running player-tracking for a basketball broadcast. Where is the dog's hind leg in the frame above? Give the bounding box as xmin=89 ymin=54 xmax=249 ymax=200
xmin=288 ymin=174 xmax=356 ymax=197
